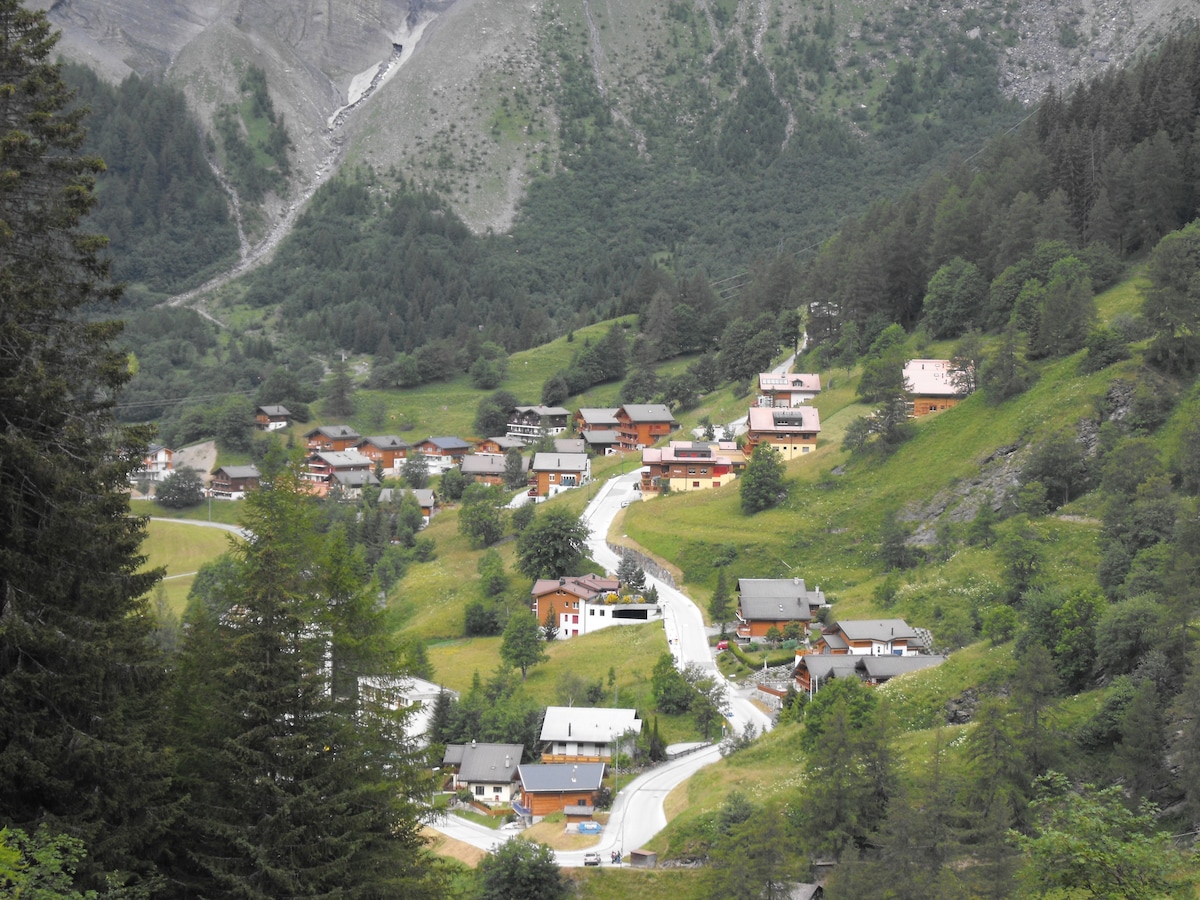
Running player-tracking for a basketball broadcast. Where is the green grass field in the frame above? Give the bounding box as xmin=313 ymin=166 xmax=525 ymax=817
xmin=140 ymin=519 xmax=235 ymax=615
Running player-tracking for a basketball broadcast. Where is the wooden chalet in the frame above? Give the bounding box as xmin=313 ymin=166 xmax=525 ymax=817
xmin=210 ymin=464 xmax=261 ymax=499
xmin=304 ymin=425 xmax=361 ymax=453
xmin=255 ymin=405 xmax=291 ymax=431
xmin=734 ymin=577 xmax=828 ymax=641
xmin=517 ymin=762 xmax=605 ymax=817
xmin=904 ymin=359 xmax=966 ymax=416
xmin=615 ymin=404 xmax=676 ymax=450
xmin=641 ymin=440 xmax=740 ymax=494
xmin=356 ymin=435 xmax=409 ymax=474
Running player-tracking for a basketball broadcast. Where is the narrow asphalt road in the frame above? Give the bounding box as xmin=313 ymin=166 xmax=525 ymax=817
xmin=428 ymin=464 xmax=774 ymax=864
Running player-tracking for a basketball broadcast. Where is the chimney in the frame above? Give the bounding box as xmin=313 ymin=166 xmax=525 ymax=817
xmin=471 ymin=738 xmax=476 ymax=747
xmin=505 ymin=755 xmax=511 ymax=769
xmin=793 ymin=576 xmax=799 ymax=585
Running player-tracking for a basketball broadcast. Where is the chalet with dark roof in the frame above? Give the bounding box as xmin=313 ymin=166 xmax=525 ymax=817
xmin=507 ymin=405 xmax=570 ymax=441
xmin=304 ymin=425 xmax=361 ymax=453
xmin=615 ymin=404 xmax=677 ymax=450
xmin=210 ymin=465 xmax=261 ymax=499
xmin=356 ymin=435 xmax=409 ymax=474
xmin=735 ymin=577 xmax=828 ymax=641
xmin=442 ymin=742 xmax=523 ymax=807
xmin=255 ymin=405 xmax=291 ymax=431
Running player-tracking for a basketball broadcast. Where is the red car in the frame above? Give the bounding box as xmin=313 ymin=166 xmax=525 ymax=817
xmin=716 ymin=640 xmax=729 ymax=651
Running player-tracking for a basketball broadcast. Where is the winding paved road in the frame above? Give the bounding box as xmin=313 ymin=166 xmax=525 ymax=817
xmin=429 ymin=464 xmax=774 ymax=864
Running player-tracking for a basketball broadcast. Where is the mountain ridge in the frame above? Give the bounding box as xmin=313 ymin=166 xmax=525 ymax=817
xmin=40 ymin=0 xmax=1199 ymax=240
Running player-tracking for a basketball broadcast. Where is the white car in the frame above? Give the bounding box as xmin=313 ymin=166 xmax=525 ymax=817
xmin=499 ymin=821 xmax=525 ymax=832
xmin=583 ymin=851 xmax=602 ymax=866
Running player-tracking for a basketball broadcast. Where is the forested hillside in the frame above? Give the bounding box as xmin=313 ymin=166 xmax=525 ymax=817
xmin=63 ymin=64 xmax=239 ymax=298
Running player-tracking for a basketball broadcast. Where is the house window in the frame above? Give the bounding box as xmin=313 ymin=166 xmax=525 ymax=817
xmin=687 ymin=467 xmax=696 ymax=475
xmin=700 ymin=468 xmax=708 ymax=475
xmin=693 ymin=481 xmax=701 ymax=488
xmin=572 ymin=615 xmax=579 ymax=623
xmin=474 ymin=785 xmax=484 ymax=796
xmin=548 ymin=474 xmax=556 ymax=482
xmin=589 ymin=608 xmax=594 ymax=615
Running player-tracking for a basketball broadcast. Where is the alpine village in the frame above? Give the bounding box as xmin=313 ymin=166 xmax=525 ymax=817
xmin=6 ymin=0 xmax=1200 ymax=897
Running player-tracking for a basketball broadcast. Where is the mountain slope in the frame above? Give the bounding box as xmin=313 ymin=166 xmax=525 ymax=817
xmin=41 ymin=0 xmax=1198 ymax=240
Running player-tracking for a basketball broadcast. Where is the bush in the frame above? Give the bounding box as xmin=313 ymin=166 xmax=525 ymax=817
xmin=155 ymin=466 xmax=205 ymax=508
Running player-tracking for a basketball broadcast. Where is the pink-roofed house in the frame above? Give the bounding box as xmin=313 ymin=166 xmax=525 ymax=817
xmin=756 ymin=372 xmax=821 ymax=407
xmin=745 ymin=406 xmax=821 ymax=460
xmin=904 ymin=359 xmax=967 ymax=416
xmin=641 ymin=440 xmax=742 ymax=495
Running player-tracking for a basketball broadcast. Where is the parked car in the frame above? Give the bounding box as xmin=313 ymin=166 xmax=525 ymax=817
xmin=583 ymin=851 xmax=602 ymax=866
xmin=716 ymin=640 xmax=729 ymax=651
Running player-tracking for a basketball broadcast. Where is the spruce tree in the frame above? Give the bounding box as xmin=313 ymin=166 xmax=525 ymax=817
xmin=1 ymin=2 xmax=173 ymax=889
xmin=172 ymin=463 xmax=445 ymax=898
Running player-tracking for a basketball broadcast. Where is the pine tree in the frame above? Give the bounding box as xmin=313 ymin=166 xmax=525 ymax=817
xmin=708 ymin=567 xmax=734 ymax=630
xmin=172 ymin=463 xmax=445 ymax=898
xmin=325 ymin=356 xmax=357 ymax=417
xmin=740 ymin=443 xmax=786 ymax=514
xmin=1 ymin=2 xmax=174 ymax=889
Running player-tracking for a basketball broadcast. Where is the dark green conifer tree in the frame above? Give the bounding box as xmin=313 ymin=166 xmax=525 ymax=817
xmin=171 ymin=463 xmax=445 ymax=898
xmin=1 ymin=2 xmax=173 ymax=890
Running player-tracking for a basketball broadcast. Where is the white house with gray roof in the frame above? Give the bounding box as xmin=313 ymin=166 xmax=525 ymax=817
xmin=540 ymin=707 xmax=642 ymax=763
xmin=813 ymin=618 xmax=927 ymax=656
xmin=442 ymin=741 xmax=523 ymax=806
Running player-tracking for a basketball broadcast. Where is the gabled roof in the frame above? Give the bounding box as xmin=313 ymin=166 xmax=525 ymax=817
xmin=257 ymin=405 xmax=291 ymax=417
xmin=576 ymin=408 xmax=620 ymax=426
xmin=758 ymin=372 xmax=821 ymax=393
xmin=736 ymin=578 xmax=826 ymax=621
xmin=378 ymin=487 xmax=438 ymax=509
xmin=518 ymin=762 xmax=606 ymax=793
xmin=418 ymin=436 xmax=472 ymax=451
xmin=581 ymin=430 xmax=621 ymax=446
xmin=443 ymin=742 xmax=523 ymax=783
xmin=833 ymin=619 xmax=920 ymax=642
xmin=531 ymin=452 xmax=589 ymax=473
xmin=795 ymin=655 xmax=860 ymax=682
xmin=642 ymin=440 xmax=737 ymax=466
xmin=480 ymin=436 xmax=527 ymax=450
xmin=903 ymin=359 xmax=959 ymax=397
xmin=513 ymin=405 xmax=571 ymax=418
xmin=359 ymin=435 xmax=409 ymax=450
xmin=310 ymin=450 xmax=373 ymax=469
xmin=531 ymin=574 xmax=619 ymax=601
xmin=304 ymin=425 xmax=360 ymax=440
xmin=213 ymin=465 xmax=261 ymax=480
xmin=332 ymin=470 xmax=380 ymax=487
xmin=553 ymin=438 xmax=586 ymax=454
xmin=859 ymin=655 xmax=946 ymax=680
xmin=540 ymin=707 xmax=642 ymax=743
xmin=618 ymin=403 xmax=677 ymax=424
xmin=746 ymin=406 xmax=821 ymax=433
xmin=462 ymin=454 xmax=527 ymax=477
